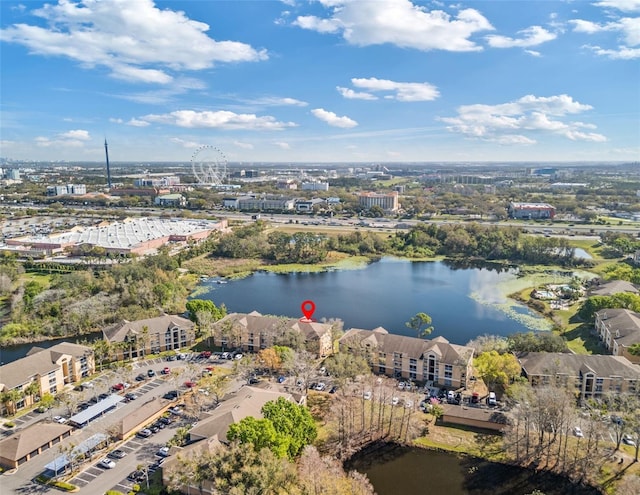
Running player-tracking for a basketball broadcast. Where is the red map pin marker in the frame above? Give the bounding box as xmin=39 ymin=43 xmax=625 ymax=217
xmin=300 ymin=300 xmax=316 ymax=322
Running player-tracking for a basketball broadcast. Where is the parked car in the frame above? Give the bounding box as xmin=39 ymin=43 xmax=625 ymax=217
xmin=156 ymin=446 xmax=171 ymax=457
xmin=199 ymin=351 xmax=212 ymax=359
xmin=404 ymin=400 xmax=414 ymax=409
xmin=163 ymin=390 xmax=179 ymax=400
xmin=488 ymin=392 xmax=497 ymax=406
xmin=277 ymin=376 xmax=286 ymax=383
xmin=98 ymin=393 xmax=109 ymax=400
xmin=622 ymin=434 xmax=636 ymax=446
xmin=159 ymin=416 xmax=173 ymax=425
xmin=315 ymin=382 xmax=326 ymax=391
xmin=161 ymin=367 xmax=171 ymax=375
xmin=137 ymin=428 xmax=152 ymax=438
xmin=53 ymin=416 xmax=67 ymax=424
xmin=169 ymin=406 xmax=182 ymax=415
xmin=112 ymin=383 xmax=125 ymax=391
xmin=573 ymin=426 xmax=584 ymax=438
xmin=108 ymin=449 xmax=127 ymax=459
xmin=147 ymin=369 xmax=156 ymax=377
xmin=135 ymin=373 xmax=146 ymax=381
xmin=36 ymin=405 xmax=49 ymax=413
xmin=98 ymin=458 xmax=116 ymax=469
xmin=363 ymin=391 xmax=372 ymax=400
xmin=391 ymin=397 xmax=400 ymax=406
xmin=125 ymin=392 xmax=138 ymax=401
xmin=447 ymin=390 xmax=456 ymax=403
xmin=128 ymin=470 xmax=145 ymax=482
xmin=184 ymin=381 xmax=196 ymax=388
xmin=329 ymin=385 xmax=338 ymax=394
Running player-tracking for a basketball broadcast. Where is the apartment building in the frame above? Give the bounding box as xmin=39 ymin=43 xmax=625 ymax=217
xmin=517 ymin=352 xmax=640 ymax=400
xmin=211 ymin=311 xmax=334 ymax=358
xmin=595 ymin=309 xmax=640 ymax=363
xmin=0 ymin=343 xmax=94 ymax=415
xmin=102 ymin=315 xmax=195 ymax=360
xmin=358 ymin=191 xmax=399 ymax=212
xmin=507 ymin=202 xmax=555 ymax=219
xmin=339 ymin=328 xmax=474 ymax=389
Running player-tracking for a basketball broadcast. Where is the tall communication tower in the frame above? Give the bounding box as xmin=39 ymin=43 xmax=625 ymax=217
xmin=104 ymin=138 xmax=112 ymax=189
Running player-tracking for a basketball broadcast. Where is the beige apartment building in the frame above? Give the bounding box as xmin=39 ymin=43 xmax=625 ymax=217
xmin=102 ymin=315 xmax=195 ymax=359
xmin=339 ymin=328 xmax=474 ymax=389
xmin=358 ymin=191 xmax=399 ymax=212
xmin=211 ymin=311 xmax=334 ymax=358
xmin=0 ymin=342 xmax=94 ymax=415
xmin=517 ymin=352 xmax=640 ymax=400
xmin=594 ymin=309 xmax=640 ymax=364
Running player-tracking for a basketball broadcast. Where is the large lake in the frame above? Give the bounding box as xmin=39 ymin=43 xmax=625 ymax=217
xmin=200 ymin=257 xmax=556 ymax=345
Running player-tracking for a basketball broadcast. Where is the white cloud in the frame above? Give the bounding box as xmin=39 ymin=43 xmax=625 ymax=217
xmin=593 ymin=0 xmax=640 ymax=13
xmin=109 ymin=118 xmax=124 ymax=124
xmin=336 ymin=86 xmax=378 ymax=100
xmin=244 ymin=96 xmax=308 ymax=107
xmin=349 ymin=77 xmax=440 ymax=101
xmin=439 ymin=94 xmax=606 ymax=144
xmin=59 ymin=129 xmax=90 ymax=140
xmin=274 ymin=141 xmax=291 ymax=149
xmin=169 ymin=137 xmax=201 ymax=148
xmin=486 ymin=26 xmax=556 ymax=48
xmin=0 ymin=0 xmax=267 ymax=84
xmin=570 ymin=3 xmax=640 ymax=59
xmin=583 ymin=44 xmax=640 ymax=59
xmin=311 ymin=108 xmax=358 ymax=128
xmin=127 ymin=118 xmax=150 ymax=127
xmin=525 ymin=49 xmax=542 ymax=57
xmin=233 ymin=141 xmax=254 ymax=149
xmin=138 ymin=110 xmax=297 ymax=130
xmin=292 ymin=0 xmax=493 ymax=52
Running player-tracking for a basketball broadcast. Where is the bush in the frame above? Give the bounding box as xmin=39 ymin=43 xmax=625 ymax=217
xmin=51 ymin=480 xmax=76 ymax=491
xmin=3 ymin=421 xmax=15 ymax=428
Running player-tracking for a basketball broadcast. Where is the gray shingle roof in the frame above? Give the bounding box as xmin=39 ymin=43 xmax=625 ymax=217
xmin=596 ymin=308 xmax=640 ymax=347
xmin=518 ymin=352 xmax=640 ymax=379
xmin=590 ymin=280 xmax=639 ymax=296
xmin=103 ymin=314 xmax=194 ymax=343
xmin=0 ymin=423 xmax=72 ymax=463
xmin=339 ymin=328 xmax=474 ymax=364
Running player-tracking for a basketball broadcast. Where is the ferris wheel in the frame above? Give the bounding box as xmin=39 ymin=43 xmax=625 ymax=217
xmin=190 ymin=145 xmax=228 ymax=186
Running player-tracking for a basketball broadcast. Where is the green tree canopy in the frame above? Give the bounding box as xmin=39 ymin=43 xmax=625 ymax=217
xmin=227 ymin=416 xmax=288 ymax=458
xmin=262 ymin=397 xmax=317 ymax=459
xmin=405 ymin=312 xmax=434 ymax=339
xmin=185 ymin=299 xmax=227 ymax=323
xmin=323 ymin=352 xmax=371 ymax=381
xmin=474 ymin=350 xmax=522 ymax=393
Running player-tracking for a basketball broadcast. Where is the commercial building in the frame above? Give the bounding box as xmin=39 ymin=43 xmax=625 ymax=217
xmin=595 ymin=309 xmax=640 ymax=363
xmin=507 ymin=202 xmax=555 ymax=219
xmin=0 ymin=343 xmax=94 ymax=415
xmin=358 ymin=191 xmax=399 ymax=212
xmin=3 ymin=217 xmax=226 ymax=257
xmin=338 ymin=328 xmax=474 ymax=389
xmin=46 ymin=184 xmax=87 ymax=196
xmin=211 ymin=311 xmax=334 ymax=358
xmin=301 ymin=181 xmax=329 ymax=191
xmin=102 ymin=315 xmax=196 ymax=359
xmin=154 ymin=193 xmax=186 ymax=207
xmin=517 ymin=352 xmax=640 ymax=400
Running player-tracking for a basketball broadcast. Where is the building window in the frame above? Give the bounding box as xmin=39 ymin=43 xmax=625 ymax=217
xmin=595 ymin=378 xmax=604 ymax=392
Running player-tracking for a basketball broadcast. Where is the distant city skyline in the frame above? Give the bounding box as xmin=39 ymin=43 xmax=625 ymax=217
xmin=1 ymin=0 xmax=639 ymax=163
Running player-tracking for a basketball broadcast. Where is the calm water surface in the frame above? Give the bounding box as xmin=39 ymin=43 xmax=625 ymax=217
xmin=348 ymin=445 xmax=600 ymax=495
xmin=202 ymin=258 xmax=549 ymax=345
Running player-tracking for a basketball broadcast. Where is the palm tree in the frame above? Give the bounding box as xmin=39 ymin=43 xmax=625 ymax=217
xmin=2 ymin=389 xmax=24 ymax=415
xmin=24 ymin=381 xmax=40 ymax=407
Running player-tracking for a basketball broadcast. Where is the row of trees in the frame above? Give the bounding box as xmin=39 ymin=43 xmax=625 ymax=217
xmin=207 ymin=221 xmax=586 ymax=267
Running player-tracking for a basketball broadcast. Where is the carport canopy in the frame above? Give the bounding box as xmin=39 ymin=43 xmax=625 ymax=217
xmin=68 ymin=394 xmax=123 ymax=427
xmin=43 ymin=433 xmax=108 ymax=476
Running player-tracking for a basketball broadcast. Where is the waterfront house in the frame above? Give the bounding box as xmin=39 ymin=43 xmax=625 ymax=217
xmin=517 ymin=352 xmax=640 ymax=400
xmin=211 ymin=311 xmax=334 ymax=358
xmin=595 ymin=309 xmax=640 ymax=364
xmin=338 ymin=328 xmax=474 ymax=389
xmin=0 ymin=343 xmax=94 ymax=415
xmin=102 ymin=315 xmax=195 ymax=360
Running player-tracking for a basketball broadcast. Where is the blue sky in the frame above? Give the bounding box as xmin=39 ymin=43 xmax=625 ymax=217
xmin=1 ymin=0 xmax=639 ymax=163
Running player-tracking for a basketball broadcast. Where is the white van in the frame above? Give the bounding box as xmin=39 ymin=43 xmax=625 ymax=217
xmin=488 ymin=392 xmax=497 ymax=406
